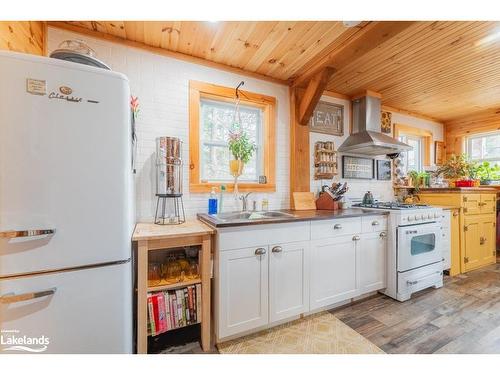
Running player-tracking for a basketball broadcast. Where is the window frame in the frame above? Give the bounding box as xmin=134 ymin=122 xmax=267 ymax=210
xmin=189 ymin=81 xmax=276 ymax=193
xmin=465 ymin=131 xmax=500 ymax=164
xmin=394 ymin=123 xmax=433 ymax=169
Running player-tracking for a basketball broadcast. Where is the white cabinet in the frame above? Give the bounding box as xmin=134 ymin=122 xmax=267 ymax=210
xmin=358 ymin=231 xmax=387 ymax=293
xmin=269 ymin=241 xmax=309 ymax=323
xmin=215 ymin=215 xmax=389 ymax=341
xmin=310 ymin=234 xmax=358 ymax=310
xmin=218 ymin=246 xmax=269 ymax=338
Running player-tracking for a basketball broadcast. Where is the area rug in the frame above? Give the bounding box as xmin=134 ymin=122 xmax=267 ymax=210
xmin=217 ymin=312 xmax=384 ymax=354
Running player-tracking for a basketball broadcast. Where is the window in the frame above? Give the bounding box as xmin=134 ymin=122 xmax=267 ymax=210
xmin=189 ymin=81 xmax=276 ymax=192
xmin=398 ymin=134 xmax=423 ymax=173
xmin=466 ymin=132 xmax=500 ymax=165
xmin=394 ymin=123 xmax=432 ymax=173
xmin=200 ymin=99 xmax=262 ymax=183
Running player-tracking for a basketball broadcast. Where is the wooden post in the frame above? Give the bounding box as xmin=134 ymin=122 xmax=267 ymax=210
xmin=201 ymin=234 xmax=211 ymax=351
xmin=137 ymin=240 xmax=148 ymax=354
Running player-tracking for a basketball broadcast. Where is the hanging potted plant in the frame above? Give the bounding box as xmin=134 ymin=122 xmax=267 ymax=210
xmin=228 ymin=131 xmax=256 ymax=178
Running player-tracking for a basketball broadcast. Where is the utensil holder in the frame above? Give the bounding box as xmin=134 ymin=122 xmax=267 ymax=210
xmin=315 ymin=192 xmax=339 ymax=210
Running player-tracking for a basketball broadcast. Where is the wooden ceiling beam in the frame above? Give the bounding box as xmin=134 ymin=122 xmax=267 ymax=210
xmin=291 ymin=21 xmax=415 ymax=88
xmin=298 ymin=67 xmax=335 ymax=125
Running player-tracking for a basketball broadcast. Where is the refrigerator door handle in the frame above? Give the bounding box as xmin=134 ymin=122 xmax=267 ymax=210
xmin=0 ymin=229 xmax=55 ymax=239
xmin=0 ymin=287 xmax=57 ymax=304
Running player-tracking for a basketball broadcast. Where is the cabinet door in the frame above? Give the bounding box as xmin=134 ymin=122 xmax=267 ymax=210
xmin=463 ymin=216 xmax=482 ymax=271
xmin=358 ymin=231 xmax=387 ymax=294
xmin=480 ymin=194 xmax=496 ymax=215
xmin=218 ymin=246 xmax=268 ymax=339
xmin=480 ymin=216 xmax=496 ymax=265
xmin=269 ymin=241 xmax=309 ymax=323
xmin=463 ymin=194 xmax=480 ymax=215
xmin=310 ymin=234 xmax=357 ymax=310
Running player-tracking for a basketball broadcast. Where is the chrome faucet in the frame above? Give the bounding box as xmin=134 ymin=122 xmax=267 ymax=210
xmin=239 ymin=192 xmax=252 ymax=212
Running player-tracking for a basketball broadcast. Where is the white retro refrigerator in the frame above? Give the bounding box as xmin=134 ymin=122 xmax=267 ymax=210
xmin=0 ymin=51 xmax=134 ymax=353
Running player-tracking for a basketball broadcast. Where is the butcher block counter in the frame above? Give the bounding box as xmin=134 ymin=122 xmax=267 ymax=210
xmin=133 ymin=220 xmax=214 ymax=354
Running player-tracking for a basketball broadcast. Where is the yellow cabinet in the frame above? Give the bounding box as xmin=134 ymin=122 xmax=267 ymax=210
xmin=418 ymin=188 xmax=497 ymax=275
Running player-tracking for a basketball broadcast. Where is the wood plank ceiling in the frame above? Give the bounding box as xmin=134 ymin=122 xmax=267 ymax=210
xmin=52 ymin=21 xmax=500 ymax=123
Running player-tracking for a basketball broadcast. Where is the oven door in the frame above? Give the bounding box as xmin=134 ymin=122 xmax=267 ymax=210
xmin=397 ymin=222 xmax=442 ymax=272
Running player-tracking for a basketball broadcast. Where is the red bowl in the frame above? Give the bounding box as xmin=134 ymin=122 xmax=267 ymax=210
xmin=455 ymin=180 xmax=474 ymax=187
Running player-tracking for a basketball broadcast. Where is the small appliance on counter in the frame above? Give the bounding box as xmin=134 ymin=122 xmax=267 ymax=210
xmin=155 ymin=136 xmax=185 ymax=225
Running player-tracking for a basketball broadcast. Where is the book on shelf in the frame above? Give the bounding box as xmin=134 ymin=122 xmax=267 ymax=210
xmin=147 ymin=283 xmax=202 ymax=336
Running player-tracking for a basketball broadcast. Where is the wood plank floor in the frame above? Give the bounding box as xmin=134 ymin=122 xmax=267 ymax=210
xmin=331 ymin=262 xmax=500 ymax=354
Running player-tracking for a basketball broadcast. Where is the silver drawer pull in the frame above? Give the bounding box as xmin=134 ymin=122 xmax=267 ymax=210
xmin=333 ymin=224 xmax=342 ymax=230
xmin=352 ymin=235 xmax=360 ymax=241
xmin=379 ymin=232 xmax=387 ymax=238
xmin=0 ymin=288 xmax=57 ymax=304
xmin=255 ymin=247 xmax=266 ymax=255
xmin=407 ymin=280 xmax=418 ymax=286
xmin=0 ymin=229 xmax=55 ymax=239
xmin=372 ymin=220 xmax=380 ymax=226
xmin=271 ymin=246 xmax=283 ymax=253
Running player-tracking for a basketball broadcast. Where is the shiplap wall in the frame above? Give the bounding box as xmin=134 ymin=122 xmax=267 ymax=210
xmin=48 ymin=27 xmax=444 ymax=220
xmin=48 ymin=27 xmax=290 ymax=220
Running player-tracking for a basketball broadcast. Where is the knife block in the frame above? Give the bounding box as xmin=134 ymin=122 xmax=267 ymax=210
xmin=315 ymin=192 xmax=339 ymax=210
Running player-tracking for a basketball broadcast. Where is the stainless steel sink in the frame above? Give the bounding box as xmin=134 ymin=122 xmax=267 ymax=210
xmin=211 ymin=210 xmax=296 ymax=222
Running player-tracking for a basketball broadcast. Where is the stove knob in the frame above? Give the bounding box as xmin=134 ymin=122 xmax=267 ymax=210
xmin=428 ymin=213 xmax=433 ymax=219
xmin=415 ymin=215 xmax=420 ymax=221
xmin=421 ymin=214 xmax=426 ymax=220
xmin=434 ymin=213 xmax=439 ymax=218
xmin=408 ymin=216 xmax=414 ymax=222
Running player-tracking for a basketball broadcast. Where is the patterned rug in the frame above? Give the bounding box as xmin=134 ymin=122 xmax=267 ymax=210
xmin=217 ymin=312 xmax=384 ymax=354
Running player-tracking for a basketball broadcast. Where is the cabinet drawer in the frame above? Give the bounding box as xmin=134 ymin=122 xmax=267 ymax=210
xmin=398 ymin=261 xmax=443 ymax=298
xmin=480 ymin=194 xmax=496 ymax=214
xmin=218 ymin=222 xmax=310 ymax=251
xmin=311 ymin=217 xmax=361 ymax=240
xmin=361 ymin=215 xmax=388 ymax=233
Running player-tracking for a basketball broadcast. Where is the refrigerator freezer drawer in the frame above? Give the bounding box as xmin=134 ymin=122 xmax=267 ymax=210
xmin=0 ymin=261 xmax=132 ymax=354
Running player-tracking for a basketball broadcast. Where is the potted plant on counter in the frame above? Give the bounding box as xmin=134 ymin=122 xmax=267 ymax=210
xmin=434 ymin=153 xmax=478 ymax=187
xmin=477 ymin=161 xmax=500 ymax=185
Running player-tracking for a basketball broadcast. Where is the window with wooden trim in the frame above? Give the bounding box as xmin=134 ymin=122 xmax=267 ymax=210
xmin=394 ymin=123 xmax=433 ymax=173
xmin=466 ymin=131 xmax=500 ymax=165
xmin=189 ymin=81 xmax=276 ymax=192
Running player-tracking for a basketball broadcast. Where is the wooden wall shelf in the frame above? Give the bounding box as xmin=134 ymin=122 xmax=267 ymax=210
xmin=133 ymin=221 xmax=214 ymax=354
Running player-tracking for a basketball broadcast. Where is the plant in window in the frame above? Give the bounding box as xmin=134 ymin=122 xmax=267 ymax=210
xmin=227 ymin=130 xmax=256 ymax=178
xmin=476 ymin=161 xmax=500 ymax=185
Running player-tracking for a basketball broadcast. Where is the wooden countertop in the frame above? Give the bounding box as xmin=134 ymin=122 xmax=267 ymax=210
xmin=418 ymin=187 xmax=498 ymax=194
xmin=132 ymin=220 xmax=215 ymax=241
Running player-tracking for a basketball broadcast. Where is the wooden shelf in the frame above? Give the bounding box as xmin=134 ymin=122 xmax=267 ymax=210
xmin=147 ymin=278 xmax=201 ymax=293
xmin=148 ymin=322 xmax=200 ymax=337
xmin=316 ymin=148 xmax=337 ymax=154
xmin=315 ymin=160 xmax=336 ymax=165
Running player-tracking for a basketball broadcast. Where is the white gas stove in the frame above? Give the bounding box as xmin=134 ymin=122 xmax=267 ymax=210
xmin=355 ymin=202 xmax=444 ymax=301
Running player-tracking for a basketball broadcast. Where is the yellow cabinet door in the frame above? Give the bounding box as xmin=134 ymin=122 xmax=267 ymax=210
xmin=480 ymin=215 xmax=496 ymax=266
xmin=463 ymin=216 xmax=482 ymax=271
xmin=450 ymin=208 xmax=461 ymax=276
xmin=463 ymin=194 xmax=480 ymax=215
xmin=479 ymin=194 xmax=496 ymax=215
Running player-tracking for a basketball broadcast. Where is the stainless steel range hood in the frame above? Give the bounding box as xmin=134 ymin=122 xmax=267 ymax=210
xmin=338 ymin=94 xmax=412 ymax=156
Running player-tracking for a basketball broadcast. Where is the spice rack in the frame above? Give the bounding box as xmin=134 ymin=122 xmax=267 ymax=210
xmin=133 ymin=220 xmax=214 ymax=354
xmin=314 ymin=141 xmax=338 ymax=180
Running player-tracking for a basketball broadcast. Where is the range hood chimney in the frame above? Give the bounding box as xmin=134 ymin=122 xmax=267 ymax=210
xmin=338 ymin=92 xmax=411 ymax=156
